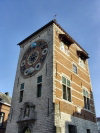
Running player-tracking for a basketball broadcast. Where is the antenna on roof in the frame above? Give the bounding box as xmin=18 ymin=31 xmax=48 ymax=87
xmin=53 ymin=14 xmax=57 ymax=21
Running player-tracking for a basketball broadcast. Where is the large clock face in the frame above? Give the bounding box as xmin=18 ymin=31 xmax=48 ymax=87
xmin=20 ymin=40 xmax=48 ymax=78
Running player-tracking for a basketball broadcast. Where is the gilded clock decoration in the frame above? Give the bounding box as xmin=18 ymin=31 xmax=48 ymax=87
xmin=20 ymin=40 xmax=48 ymax=78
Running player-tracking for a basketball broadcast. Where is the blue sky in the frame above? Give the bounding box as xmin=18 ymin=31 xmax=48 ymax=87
xmin=0 ymin=0 xmax=100 ymax=117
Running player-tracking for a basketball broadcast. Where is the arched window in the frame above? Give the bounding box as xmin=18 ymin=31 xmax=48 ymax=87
xmin=24 ymin=127 xmax=31 ymax=133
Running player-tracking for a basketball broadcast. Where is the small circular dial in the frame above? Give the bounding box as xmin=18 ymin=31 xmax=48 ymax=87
xmin=20 ymin=40 xmax=48 ymax=78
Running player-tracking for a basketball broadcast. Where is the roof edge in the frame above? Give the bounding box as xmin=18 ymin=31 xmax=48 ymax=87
xmin=17 ymin=19 xmax=88 ymax=56
xmin=0 ymin=101 xmax=11 ymax=106
xmin=17 ymin=20 xmax=56 ymax=46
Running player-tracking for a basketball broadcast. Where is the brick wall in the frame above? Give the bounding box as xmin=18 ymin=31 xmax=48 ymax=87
xmin=0 ymin=103 xmax=10 ymax=133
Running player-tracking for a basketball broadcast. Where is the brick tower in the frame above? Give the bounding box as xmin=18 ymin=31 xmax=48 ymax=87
xmin=6 ymin=20 xmax=98 ymax=133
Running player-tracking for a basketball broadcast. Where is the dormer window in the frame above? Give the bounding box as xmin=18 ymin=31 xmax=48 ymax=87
xmin=77 ymin=50 xmax=89 ymax=60
xmin=77 ymin=50 xmax=89 ymax=68
xmin=60 ymin=42 xmax=65 ymax=51
xmin=60 ymin=42 xmax=69 ymax=55
xmin=59 ymin=34 xmax=73 ymax=47
xmin=79 ymin=57 xmax=85 ymax=68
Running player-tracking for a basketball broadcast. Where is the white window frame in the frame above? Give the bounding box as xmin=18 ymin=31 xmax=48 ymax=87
xmin=62 ymin=75 xmax=72 ymax=102
xmin=83 ymin=87 xmax=90 ymax=110
xmin=60 ymin=42 xmax=69 ymax=56
xmin=79 ymin=57 xmax=86 ymax=69
xmin=73 ymin=63 xmax=78 ymax=74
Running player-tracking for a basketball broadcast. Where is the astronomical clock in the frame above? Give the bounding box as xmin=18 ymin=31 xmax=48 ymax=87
xmin=20 ymin=40 xmax=48 ymax=78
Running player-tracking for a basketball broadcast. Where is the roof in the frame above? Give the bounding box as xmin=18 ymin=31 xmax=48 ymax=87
xmin=0 ymin=92 xmax=11 ymax=105
xmin=18 ymin=19 xmax=88 ymax=56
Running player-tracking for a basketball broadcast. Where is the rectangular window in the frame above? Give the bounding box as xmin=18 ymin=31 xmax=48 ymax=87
xmin=87 ymin=129 xmax=91 ymax=133
xmin=19 ymin=83 xmax=24 ymax=102
xmin=37 ymin=75 xmax=42 ymax=83
xmin=37 ymin=76 xmax=42 ymax=97
xmin=37 ymin=84 xmax=42 ymax=97
xmin=60 ymin=42 xmax=65 ymax=51
xmin=0 ymin=112 xmax=4 ymax=127
xmin=19 ymin=90 xmax=24 ymax=102
xmin=20 ymin=83 xmax=24 ymax=90
xmin=79 ymin=57 xmax=85 ymax=68
xmin=87 ymin=98 xmax=90 ymax=110
xmin=67 ymin=87 xmax=71 ymax=102
xmin=73 ymin=64 xmax=77 ymax=74
xmin=63 ymin=85 xmax=67 ymax=100
xmin=84 ymin=96 xmax=87 ymax=108
xmin=83 ymin=89 xmax=90 ymax=110
xmin=62 ymin=76 xmax=66 ymax=84
xmin=67 ymin=79 xmax=70 ymax=87
xmin=62 ymin=76 xmax=71 ymax=102
xmin=60 ymin=42 xmax=69 ymax=56
xmin=68 ymin=125 xmax=77 ymax=133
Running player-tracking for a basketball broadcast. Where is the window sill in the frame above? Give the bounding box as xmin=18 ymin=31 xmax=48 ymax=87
xmin=62 ymin=99 xmax=72 ymax=105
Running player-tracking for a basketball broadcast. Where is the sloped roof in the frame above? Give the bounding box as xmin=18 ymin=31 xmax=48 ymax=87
xmin=17 ymin=20 xmax=88 ymax=56
xmin=0 ymin=92 xmax=11 ymax=105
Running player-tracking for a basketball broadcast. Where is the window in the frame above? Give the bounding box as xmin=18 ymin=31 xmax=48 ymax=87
xmin=37 ymin=76 xmax=42 ymax=97
xmin=73 ymin=64 xmax=77 ymax=74
xmin=0 ymin=112 xmax=5 ymax=127
xmin=24 ymin=127 xmax=31 ymax=133
xmin=68 ymin=125 xmax=77 ymax=133
xmin=83 ymin=89 xmax=90 ymax=110
xmin=60 ymin=42 xmax=69 ymax=55
xmin=62 ymin=76 xmax=71 ymax=102
xmin=19 ymin=91 xmax=24 ymax=102
xmin=60 ymin=42 xmax=65 ymax=51
xmin=19 ymin=83 xmax=24 ymax=102
xmin=79 ymin=57 xmax=85 ymax=68
xmin=87 ymin=129 xmax=91 ymax=133
xmin=37 ymin=75 xmax=42 ymax=83
xmin=20 ymin=83 xmax=24 ymax=90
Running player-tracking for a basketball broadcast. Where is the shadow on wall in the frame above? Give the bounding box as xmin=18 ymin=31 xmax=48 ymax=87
xmin=55 ymin=89 xmax=97 ymax=133
xmin=64 ymin=90 xmax=97 ymax=133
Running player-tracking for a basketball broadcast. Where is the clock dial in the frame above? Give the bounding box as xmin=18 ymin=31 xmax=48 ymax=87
xmin=27 ymin=51 xmax=39 ymax=65
xmin=20 ymin=40 xmax=48 ymax=78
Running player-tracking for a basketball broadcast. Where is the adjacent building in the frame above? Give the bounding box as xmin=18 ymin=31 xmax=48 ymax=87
xmin=97 ymin=117 xmax=100 ymax=133
xmin=0 ymin=92 xmax=11 ymax=133
xmin=6 ymin=20 xmax=98 ymax=133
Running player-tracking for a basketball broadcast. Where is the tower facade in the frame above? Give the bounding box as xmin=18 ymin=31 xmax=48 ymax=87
xmin=6 ymin=20 xmax=98 ymax=133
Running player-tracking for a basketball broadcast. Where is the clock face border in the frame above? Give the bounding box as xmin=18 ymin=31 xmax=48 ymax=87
xmin=20 ymin=39 xmax=48 ymax=78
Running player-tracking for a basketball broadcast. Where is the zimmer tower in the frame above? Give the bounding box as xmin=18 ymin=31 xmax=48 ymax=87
xmin=6 ymin=20 xmax=97 ymax=133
